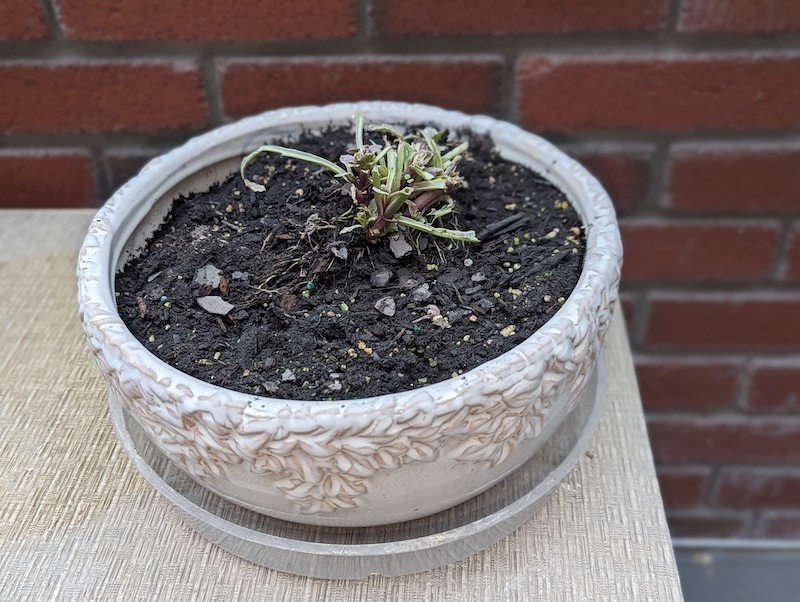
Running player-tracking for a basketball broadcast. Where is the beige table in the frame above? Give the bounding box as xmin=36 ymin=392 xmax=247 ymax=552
xmin=0 ymin=210 xmax=683 ymax=601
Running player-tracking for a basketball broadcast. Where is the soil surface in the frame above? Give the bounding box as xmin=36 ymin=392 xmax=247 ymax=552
xmin=115 ymin=125 xmax=585 ymax=401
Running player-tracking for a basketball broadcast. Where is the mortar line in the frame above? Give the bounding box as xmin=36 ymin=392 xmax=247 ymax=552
xmin=645 ymin=407 xmax=800 ymax=419
xmin=544 ymin=129 xmax=800 ymax=145
xmin=39 ymin=0 xmax=65 ymax=40
xmin=622 ymin=280 xmax=800 ymax=293
xmin=3 ymin=33 xmax=800 ymax=61
xmin=618 ymin=215 xmax=790 ymax=225
xmin=4 ymin=132 xmax=799 ymax=155
xmin=355 ymin=0 xmax=373 ymax=40
xmin=89 ymin=146 xmax=112 ymax=201
xmin=634 ymin=346 xmax=800 ymax=359
xmin=704 ymin=464 xmax=722 ymax=507
xmin=630 ymin=290 xmax=650 ymax=349
xmin=633 ymin=351 xmax=754 ymax=363
xmin=772 ymin=220 xmax=797 ymax=281
xmin=733 ymin=357 xmax=752 ymax=412
xmin=202 ymin=57 xmax=225 ymax=127
xmin=666 ymin=0 xmax=683 ymax=32
xmin=644 ymin=138 xmax=671 ymax=212
xmin=750 ymin=510 xmax=762 ymax=538
xmin=497 ymin=50 xmax=519 ymax=122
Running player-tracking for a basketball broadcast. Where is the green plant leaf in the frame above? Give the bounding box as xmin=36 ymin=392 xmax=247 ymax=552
xmin=428 ymin=197 xmax=454 ymax=220
xmin=373 ymin=145 xmax=392 ymax=164
xmin=240 ymin=119 xmax=476 ymax=247
xmin=240 ymin=144 xmax=345 ymax=192
xmin=394 ymin=143 xmax=407 ymax=190
xmin=371 ymin=170 xmax=382 ymax=191
xmin=412 ymin=165 xmax=436 ymax=182
xmin=368 ymin=124 xmax=406 ymax=141
xmin=411 ymin=179 xmax=447 ymax=193
xmin=394 ymin=216 xmax=479 ymax=242
xmin=385 ymin=148 xmax=398 ymax=195
xmin=384 ymin=186 xmax=414 ymax=218
xmin=355 ymin=115 xmax=364 ymax=149
xmin=420 ymin=129 xmax=443 ymax=168
xmin=441 ymin=141 xmax=468 ymax=163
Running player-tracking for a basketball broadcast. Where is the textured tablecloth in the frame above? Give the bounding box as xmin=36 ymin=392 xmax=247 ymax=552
xmin=0 ymin=210 xmax=683 ymax=601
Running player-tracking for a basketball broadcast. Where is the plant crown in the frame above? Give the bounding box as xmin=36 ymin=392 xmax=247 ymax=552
xmin=240 ymin=116 xmax=478 ymax=244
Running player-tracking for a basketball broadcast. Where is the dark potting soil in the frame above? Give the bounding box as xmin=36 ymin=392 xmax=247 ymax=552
xmin=115 ymin=125 xmax=585 ymax=401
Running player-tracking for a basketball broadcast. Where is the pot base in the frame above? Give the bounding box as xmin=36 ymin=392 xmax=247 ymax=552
xmin=108 ymin=351 xmax=607 ymax=579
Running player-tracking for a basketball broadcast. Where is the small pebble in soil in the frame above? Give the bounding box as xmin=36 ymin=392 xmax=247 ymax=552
xmin=500 ymin=325 xmax=516 ymax=338
xmin=370 ymin=268 xmax=392 ymax=287
xmin=412 ymin=284 xmax=431 ymax=302
xmin=196 ymin=296 xmax=235 ymax=316
xmin=374 ymin=296 xmax=396 ymax=317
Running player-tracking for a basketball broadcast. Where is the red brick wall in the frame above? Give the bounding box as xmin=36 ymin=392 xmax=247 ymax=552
xmin=3 ymin=0 xmax=799 ymax=539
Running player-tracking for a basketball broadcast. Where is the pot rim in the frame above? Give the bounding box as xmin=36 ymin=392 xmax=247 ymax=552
xmin=77 ymin=101 xmax=622 ymax=419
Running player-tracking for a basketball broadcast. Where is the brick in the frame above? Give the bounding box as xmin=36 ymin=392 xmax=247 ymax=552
xmin=715 ymin=469 xmax=800 ymax=508
xmin=375 ymin=0 xmax=666 ymax=36
xmin=646 ymin=295 xmax=800 ymax=349
xmin=680 ymin=0 xmax=800 ymax=33
xmin=656 ymin=466 xmax=711 ymax=508
xmin=755 ymin=512 xmax=800 ymax=538
xmin=0 ymin=63 xmax=207 ymax=134
xmin=666 ymin=510 xmax=749 ymax=537
xmin=57 ymin=0 xmax=354 ymax=41
xmin=0 ymin=0 xmax=49 ymax=40
xmin=636 ymin=360 xmax=739 ymax=410
xmin=570 ymin=152 xmax=651 ymax=214
xmin=670 ymin=147 xmax=800 ymax=212
xmin=647 ymin=415 xmax=800 ymax=464
xmin=0 ymin=151 xmax=96 ymax=208
xmin=785 ymin=224 xmax=800 ymax=281
xmin=517 ymin=55 xmax=800 ymax=131
xmin=747 ymin=362 xmax=800 ymax=411
xmin=104 ymin=149 xmax=162 ymax=192
xmin=620 ymin=221 xmax=779 ymax=281
xmin=219 ymin=58 xmax=502 ymax=119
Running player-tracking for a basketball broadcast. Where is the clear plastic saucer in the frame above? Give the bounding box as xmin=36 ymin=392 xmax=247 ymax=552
xmin=108 ymin=352 xmax=606 ymax=579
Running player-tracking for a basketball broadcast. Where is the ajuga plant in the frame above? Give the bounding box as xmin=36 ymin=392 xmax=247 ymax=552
xmin=240 ymin=116 xmax=479 ymax=244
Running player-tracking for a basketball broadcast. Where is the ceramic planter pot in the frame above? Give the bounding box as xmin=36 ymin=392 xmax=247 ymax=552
xmin=77 ymin=102 xmax=622 ymax=527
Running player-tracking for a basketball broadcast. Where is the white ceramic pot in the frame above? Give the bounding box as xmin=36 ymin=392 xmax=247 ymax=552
xmin=77 ymin=102 xmax=622 ymax=527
